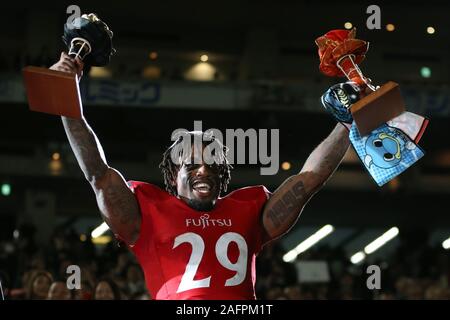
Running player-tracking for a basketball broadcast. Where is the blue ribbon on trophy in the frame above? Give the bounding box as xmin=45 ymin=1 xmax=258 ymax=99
xmin=316 ymin=29 xmax=429 ymax=186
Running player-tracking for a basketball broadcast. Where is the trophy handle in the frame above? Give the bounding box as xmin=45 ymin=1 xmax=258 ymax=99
xmin=336 ymin=54 xmax=378 ymax=92
xmin=68 ymin=37 xmax=92 ymax=61
xmin=335 ymin=55 xmax=405 ymax=136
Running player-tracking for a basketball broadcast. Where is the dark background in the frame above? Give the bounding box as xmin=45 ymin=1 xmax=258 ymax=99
xmin=0 ymin=0 xmax=449 ymax=300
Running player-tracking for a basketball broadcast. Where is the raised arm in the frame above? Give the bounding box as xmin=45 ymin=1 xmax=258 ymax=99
xmin=51 ymin=52 xmax=140 ymax=245
xmin=262 ymin=123 xmax=350 ymax=240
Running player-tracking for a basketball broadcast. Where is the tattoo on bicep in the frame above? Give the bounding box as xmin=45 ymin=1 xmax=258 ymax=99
xmin=267 ymin=180 xmax=307 ymax=228
xmin=104 ymin=186 xmax=137 ymax=226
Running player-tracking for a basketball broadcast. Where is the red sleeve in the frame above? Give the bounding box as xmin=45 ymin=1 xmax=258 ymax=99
xmin=126 ymin=181 xmax=166 ymax=255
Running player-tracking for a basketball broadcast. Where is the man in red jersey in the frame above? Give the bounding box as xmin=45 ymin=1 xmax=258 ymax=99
xmin=50 ymin=53 xmax=350 ymax=300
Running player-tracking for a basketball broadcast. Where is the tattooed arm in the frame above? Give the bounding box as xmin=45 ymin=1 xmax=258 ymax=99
xmin=262 ymin=124 xmax=350 ymax=240
xmin=62 ymin=118 xmax=141 ymax=245
xmin=51 ymin=53 xmax=141 ymax=245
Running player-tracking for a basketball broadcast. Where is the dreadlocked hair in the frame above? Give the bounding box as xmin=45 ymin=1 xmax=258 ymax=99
xmin=159 ymin=131 xmax=233 ymax=196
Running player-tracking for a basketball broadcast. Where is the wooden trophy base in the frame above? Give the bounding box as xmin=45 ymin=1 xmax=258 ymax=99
xmin=350 ymin=81 xmax=405 ymax=136
xmin=22 ymin=66 xmax=83 ymax=119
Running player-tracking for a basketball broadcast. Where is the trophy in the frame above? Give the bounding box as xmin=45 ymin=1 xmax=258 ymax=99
xmin=23 ymin=13 xmax=115 ymax=119
xmin=315 ymin=28 xmax=406 ymax=136
xmin=316 ymin=29 xmax=429 ymax=186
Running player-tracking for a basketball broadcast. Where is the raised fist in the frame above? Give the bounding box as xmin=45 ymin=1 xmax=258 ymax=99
xmin=320 ymin=81 xmax=363 ymax=124
xmin=49 ymin=52 xmax=84 ymax=79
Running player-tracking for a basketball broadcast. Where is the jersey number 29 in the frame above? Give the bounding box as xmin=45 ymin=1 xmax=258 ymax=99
xmin=173 ymin=232 xmax=248 ymax=293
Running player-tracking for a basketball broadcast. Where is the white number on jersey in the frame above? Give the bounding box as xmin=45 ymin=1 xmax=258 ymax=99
xmin=173 ymin=232 xmax=248 ymax=293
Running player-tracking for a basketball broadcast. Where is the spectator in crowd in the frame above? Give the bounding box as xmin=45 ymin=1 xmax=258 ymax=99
xmin=93 ymin=278 xmax=122 ymax=300
xmin=125 ymin=263 xmax=146 ymax=297
xmin=26 ymin=271 xmax=53 ymax=300
xmin=47 ymin=280 xmax=72 ymax=300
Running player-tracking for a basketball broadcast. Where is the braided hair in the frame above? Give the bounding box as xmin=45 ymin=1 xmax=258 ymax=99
xmin=159 ymin=131 xmax=232 ymax=196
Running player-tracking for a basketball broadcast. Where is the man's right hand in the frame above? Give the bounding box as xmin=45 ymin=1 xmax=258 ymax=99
xmin=50 ymin=52 xmax=84 ymax=79
xmin=54 ymin=50 xmax=141 ymax=246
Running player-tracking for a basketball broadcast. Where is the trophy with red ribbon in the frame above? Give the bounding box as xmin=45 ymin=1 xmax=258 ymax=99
xmin=315 ymin=28 xmax=405 ymax=136
xmin=316 ymin=28 xmax=429 ymax=187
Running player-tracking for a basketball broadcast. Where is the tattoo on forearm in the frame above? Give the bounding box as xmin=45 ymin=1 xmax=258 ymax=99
xmin=62 ymin=117 xmax=108 ymax=181
xmin=302 ymin=124 xmax=350 ymax=183
xmin=263 ymin=125 xmax=349 ymax=239
xmin=63 ymin=118 xmax=140 ymax=244
xmin=267 ymin=180 xmax=306 ymax=228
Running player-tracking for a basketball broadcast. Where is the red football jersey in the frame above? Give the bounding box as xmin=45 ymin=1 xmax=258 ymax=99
xmin=127 ymin=181 xmax=270 ymax=300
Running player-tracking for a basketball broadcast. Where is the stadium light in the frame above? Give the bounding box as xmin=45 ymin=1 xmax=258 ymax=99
xmin=442 ymin=237 xmax=450 ymax=250
xmin=349 ymin=227 xmax=399 ymax=264
xmin=364 ymin=227 xmax=399 ymax=254
xmin=283 ymin=224 xmax=334 ymax=262
xmin=386 ymin=23 xmax=395 ymax=32
xmin=149 ymin=51 xmax=158 ymax=60
xmin=1 ymin=183 xmax=11 ymax=196
xmin=421 ymin=67 xmax=431 ymax=78
xmin=52 ymin=152 xmax=61 ymax=161
xmin=91 ymin=222 xmax=110 ymax=238
xmin=350 ymin=251 xmax=366 ymax=264
xmin=281 ymin=161 xmax=291 ymax=171
xmin=92 ymin=235 xmax=112 ymax=245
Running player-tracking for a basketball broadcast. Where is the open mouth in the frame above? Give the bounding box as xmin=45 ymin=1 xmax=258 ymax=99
xmin=192 ymin=181 xmax=213 ymax=195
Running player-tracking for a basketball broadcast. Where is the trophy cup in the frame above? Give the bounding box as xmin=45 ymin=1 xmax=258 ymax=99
xmin=23 ymin=13 xmax=115 ymax=119
xmin=316 ymin=28 xmax=429 ymax=186
xmin=315 ymin=28 xmax=405 ymax=136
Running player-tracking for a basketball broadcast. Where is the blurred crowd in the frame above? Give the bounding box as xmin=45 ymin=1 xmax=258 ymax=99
xmin=0 ymin=224 xmax=149 ymax=300
xmin=0 ymin=223 xmax=449 ymax=300
xmin=256 ymin=236 xmax=450 ymax=300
